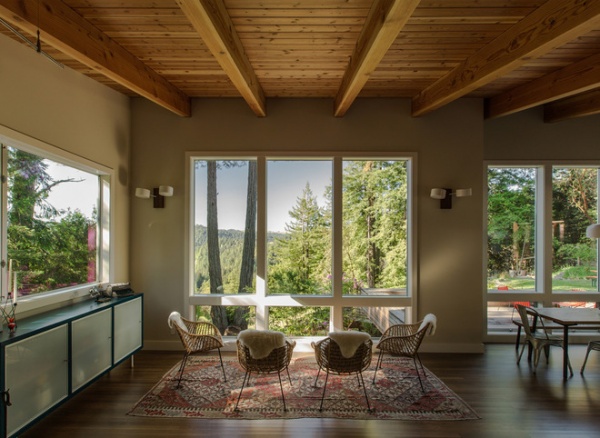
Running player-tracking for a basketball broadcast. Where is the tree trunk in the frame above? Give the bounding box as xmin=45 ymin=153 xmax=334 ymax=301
xmin=233 ymin=161 xmax=257 ymax=329
xmin=207 ymin=161 xmax=228 ymax=332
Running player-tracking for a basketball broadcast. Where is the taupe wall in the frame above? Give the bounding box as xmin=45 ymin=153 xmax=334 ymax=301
xmin=131 ymin=97 xmax=485 ymax=352
xmin=0 ymin=36 xmax=131 ymax=284
xmin=484 ymin=106 xmax=600 ymax=160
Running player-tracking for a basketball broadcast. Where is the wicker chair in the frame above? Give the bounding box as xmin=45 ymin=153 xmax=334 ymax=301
xmin=311 ymin=332 xmax=373 ymax=412
xmin=167 ymin=311 xmax=226 ymax=388
xmin=581 ymin=340 xmax=600 ymax=375
xmin=235 ymin=330 xmax=296 ymax=411
xmin=515 ymin=305 xmax=573 ymax=376
xmin=372 ymin=313 xmax=437 ymax=391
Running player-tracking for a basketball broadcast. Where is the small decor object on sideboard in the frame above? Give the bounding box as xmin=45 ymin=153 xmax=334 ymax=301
xmin=0 ymin=297 xmax=17 ymax=334
xmin=89 ymin=283 xmax=113 ymax=303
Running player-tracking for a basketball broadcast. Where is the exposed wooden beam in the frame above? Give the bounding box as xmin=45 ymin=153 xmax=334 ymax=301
xmin=544 ymin=89 xmax=600 ymax=123
xmin=0 ymin=0 xmax=190 ymax=117
xmin=412 ymin=0 xmax=600 ymax=117
xmin=176 ymin=0 xmax=266 ymax=117
xmin=486 ymin=53 xmax=600 ymax=119
xmin=334 ymin=0 xmax=421 ymax=117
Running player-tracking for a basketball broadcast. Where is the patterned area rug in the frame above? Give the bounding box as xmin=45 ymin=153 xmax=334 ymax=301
xmin=128 ymin=356 xmax=480 ymax=420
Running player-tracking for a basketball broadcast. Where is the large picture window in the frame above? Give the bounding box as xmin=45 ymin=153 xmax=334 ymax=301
xmin=0 ymin=134 xmax=110 ymax=307
xmin=486 ymin=163 xmax=600 ymax=337
xmin=189 ymin=154 xmax=414 ymax=337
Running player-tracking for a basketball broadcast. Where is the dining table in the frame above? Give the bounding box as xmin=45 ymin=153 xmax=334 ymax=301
xmin=530 ymin=307 xmax=600 ymax=380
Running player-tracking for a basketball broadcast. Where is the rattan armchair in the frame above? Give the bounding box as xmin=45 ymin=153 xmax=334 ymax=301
xmin=235 ymin=330 xmax=296 ymax=411
xmin=515 ymin=305 xmax=573 ymax=376
xmin=311 ymin=332 xmax=373 ymax=412
xmin=168 ymin=311 xmax=226 ymax=388
xmin=372 ymin=313 xmax=436 ymax=391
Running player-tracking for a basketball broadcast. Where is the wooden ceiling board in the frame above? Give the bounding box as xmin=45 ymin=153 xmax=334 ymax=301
xmin=0 ymin=0 xmax=597 ymax=120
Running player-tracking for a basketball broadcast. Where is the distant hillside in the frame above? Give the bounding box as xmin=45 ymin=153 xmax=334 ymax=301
xmin=194 ymin=225 xmax=287 ymax=292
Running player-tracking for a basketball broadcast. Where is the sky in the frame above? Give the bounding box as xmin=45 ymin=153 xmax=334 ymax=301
xmin=194 ymin=160 xmax=332 ymax=233
xmin=43 ymin=161 xmax=98 ymax=218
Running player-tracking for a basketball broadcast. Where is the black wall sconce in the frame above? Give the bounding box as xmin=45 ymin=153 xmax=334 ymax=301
xmin=430 ymin=188 xmax=472 ymax=209
xmin=135 ymin=185 xmax=174 ymax=208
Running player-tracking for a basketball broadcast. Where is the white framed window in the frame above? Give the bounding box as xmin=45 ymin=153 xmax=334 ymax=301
xmin=186 ymin=153 xmax=416 ymax=338
xmin=0 ymin=126 xmax=111 ymax=312
xmin=485 ymin=162 xmax=600 ymax=337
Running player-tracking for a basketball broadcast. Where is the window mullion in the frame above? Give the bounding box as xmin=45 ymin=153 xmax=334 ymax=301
xmin=331 ymin=157 xmax=343 ymax=330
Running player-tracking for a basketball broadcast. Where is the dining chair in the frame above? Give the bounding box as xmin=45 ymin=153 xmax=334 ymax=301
xmin=167 ymin=311 xmax=227 ymax=388
xmin=515 ymin=305 xmax=573 ymax=376
xmin=311 ymin=331 xmax=372 ymax=412
xmin=235 ymin=329 xmax=296 ymax=411
xmin=372 ymin=313 xmax=436 ymax=392
xmin=580 ymin=340 xmax=600 ymax=375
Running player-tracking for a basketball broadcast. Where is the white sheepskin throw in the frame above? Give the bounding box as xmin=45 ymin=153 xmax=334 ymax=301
xmin=418 ymin=313 xmax=437 ymax=336
xmin=168 ymin=311 xmax=187 ymax=333
xmin=238 ymin=329 xmax=286 ymax=359
xmin=328 ymin=331 xmax=371 ymax=358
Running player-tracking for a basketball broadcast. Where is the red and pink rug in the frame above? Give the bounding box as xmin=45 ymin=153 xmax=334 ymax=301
xmin=128 ymin=356 xmax=479 ymax=420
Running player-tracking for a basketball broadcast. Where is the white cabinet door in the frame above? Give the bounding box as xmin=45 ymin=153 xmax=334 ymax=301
xmin=113 ymin=297 xmax=143 ymax=364
xmin=5 ymin=325 xmax=69 ymax=437
xmin=71 ymin=309 xmax=112 ymax=391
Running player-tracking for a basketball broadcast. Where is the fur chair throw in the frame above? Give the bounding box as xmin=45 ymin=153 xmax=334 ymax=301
xmin=168 ymin=311 xmax=187 ymax=333
xmin=418 ymin=313 xmax=437 ymax=335
xmin=328 ymin=331 xmax=371 ymax=358
xmin=238 ymin=329 xmax=286 ymax=359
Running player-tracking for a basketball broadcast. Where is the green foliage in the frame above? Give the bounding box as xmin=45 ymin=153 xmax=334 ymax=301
xmin=269 ymin=306 xmax=329 ymax=336
xmin=488 ymin=167 xmax=599 ymax=280
xmin=7 ymin=147 xmax=95 ymax=295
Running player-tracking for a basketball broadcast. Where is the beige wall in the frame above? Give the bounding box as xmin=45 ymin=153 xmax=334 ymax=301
xmin=0 ymin=35 xmax=131 ymax=284
xmin=131 ymin=97 xmax=485 ymax=352
xmin=484 ymin=106 xmax=600 ymax=160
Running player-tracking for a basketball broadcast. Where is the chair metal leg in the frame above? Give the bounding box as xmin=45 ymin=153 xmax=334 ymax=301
xmin=357 ymin=371 xmax=371 ymax=412
xmin=235 ymin=370 xmax=251 ymax=411
xmin=176 ymin=352 xmax=189 ymax=388
xmin=313 ymin=367 xmax=322 ymax=387
xmin=372 ymin=350 xmax=384 ymax=384
xmin=413 ymin=356 xmax=425 ymax=392
xmin=319 ymin=369 xmax=330 ymax=412
xmin=277 ymin=370 xmax=287 ymax=411
xmin=216 ymin=348 xmax=227 ymax=382
xmin=581 ymin=343 xmax=593 ymax=375
xmin=285 ymin=366 xmax=293 ymax=386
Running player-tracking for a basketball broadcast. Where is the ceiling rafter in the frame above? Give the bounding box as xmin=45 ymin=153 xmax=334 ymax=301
xmin=0 ymin=0 xmax=190 ymax=117
xmin=486 ymin=52 xmax=600 ymax=119
xmin=333 ymin=0 xmax=422 ymax=117
xmin=544 ymin=89 xmax=600 ymax=123
xmin=411 ymin=0 xmax=600 ymax=117
xmin=176 ymin=0 xmax=266 ymax=117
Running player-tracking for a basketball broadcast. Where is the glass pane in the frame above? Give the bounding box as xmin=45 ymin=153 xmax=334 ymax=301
xmin=193 ymin=160 xmax=257 ymax=295
xmin=268 ymin=306 xmax=330 ymax=336
xmin=342 ymin=306 xmax=409 ymax=337
xmin=487 ymin=167 xmax=537 ymax=292
xmin=487 ymin=301 xmax=529 ymax=334
xmin=7 ymin=146 xmax=99 ymax=298
xmin=342 ymin=160 xmax=408 ymax=296
xmin=552 ymin=301 xmax=598 ymax=308
xmin=195 ymin=305 xmax=256 ymax=335
xmin=266 ymin=160 xmax=332 ymax=295
xmin=552 ymin=167 xmax=598 ymax=292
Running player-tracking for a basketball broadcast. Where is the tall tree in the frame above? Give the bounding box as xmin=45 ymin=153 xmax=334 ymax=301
xmin=206 ymin=161 xmax=227 ymax=331
xmin=269 ymin=183 xmax=329 ymax=294
xmin=233 ymin=160 xmax=257 ymax=329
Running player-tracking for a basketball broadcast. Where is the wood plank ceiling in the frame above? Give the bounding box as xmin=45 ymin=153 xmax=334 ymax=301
xmin=1 ymin=0 xmax=600 ymax=122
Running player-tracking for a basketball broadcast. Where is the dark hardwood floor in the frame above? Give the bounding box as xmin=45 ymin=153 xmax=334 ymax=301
xmin=20 ymin=344 xmax=600 ymax=438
